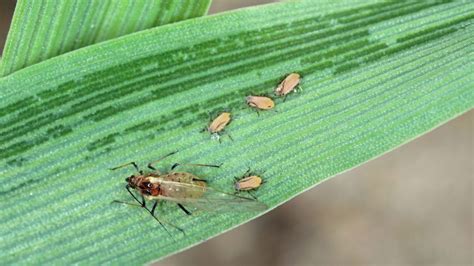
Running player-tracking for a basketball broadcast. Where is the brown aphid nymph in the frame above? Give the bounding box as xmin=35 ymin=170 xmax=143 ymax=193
xmin=275 ymin=73 xmax=301 ymax=97
xmin=246 ymin=96 xmax=275 ymax=110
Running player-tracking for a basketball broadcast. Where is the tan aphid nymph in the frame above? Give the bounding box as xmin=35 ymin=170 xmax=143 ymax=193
xmin=234 ymin=168 xmax=265 ymax=200
xmin=275 ymin=73 xmax=300 ymax=97
xmin=207 ymin=112 xmax=231 ymax=134
xmin=235 ymin=175 xmax=263 ymax=191
xmin=246 ymin=96 xmax=275 ymax=110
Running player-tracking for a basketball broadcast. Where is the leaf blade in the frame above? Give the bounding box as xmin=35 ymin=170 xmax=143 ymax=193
xmin=0 ymin=0 xmax=211 ymax=77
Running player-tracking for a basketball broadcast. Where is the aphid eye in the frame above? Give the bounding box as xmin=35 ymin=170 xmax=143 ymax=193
xmin=147 ymin=183 xmax=152 ymax=188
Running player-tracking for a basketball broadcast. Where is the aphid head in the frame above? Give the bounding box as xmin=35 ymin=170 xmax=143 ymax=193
xmin=139 ymin=181 xmax=160 ymax=197
xmin=234 ymin=182 xmax=241 ymax=190
xmin=126 ymin=175 xmax=136 ymax=188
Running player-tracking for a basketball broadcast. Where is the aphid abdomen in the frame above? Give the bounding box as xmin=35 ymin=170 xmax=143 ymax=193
xmin=165 ymin=172 xmax=194 ymax=183
xmin=160 ymin=173 xmax=206 ymax=199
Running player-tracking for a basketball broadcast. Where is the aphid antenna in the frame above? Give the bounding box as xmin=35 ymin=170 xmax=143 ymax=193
xmin=147 ymin=151 xmax=179 ymax=171
xmin=110 ymin=161 xmax=143 ymax=175
xmin=171 ymin=162 xmax=222 ymax=171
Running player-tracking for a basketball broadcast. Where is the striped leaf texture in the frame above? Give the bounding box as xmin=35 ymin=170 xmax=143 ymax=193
xmin=0 ymin=0 xmax=211 ymax=77
xmin=1 ymin=0 xmax=473 ymax=264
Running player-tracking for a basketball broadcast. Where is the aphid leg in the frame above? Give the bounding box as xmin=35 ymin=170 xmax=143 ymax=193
xmin=171 ymin=162 xmax=222 ymax=170
xmin=283 ymin=94 xmax=288 ymax=102
xmin=192 ymin=177 xmax=207 ymax=183
xmin=150 ymin=200 xmax=186 ymax=235
xmin=125 ymin=185 xmax=146 ymax=206
xmin=243 ymin=167 xmax=251 ymax=177
xmin=116 ymin=187 xmax=185 ymax=235
xmin=148 ymin=151 xmax=178 ymax=171
xmin=146 ymin=201 xmax=173 ymax=236
xmin=247 ymin=191 xmax=258 ymax=200
xmin=110 ymin=162 xmax=143 ymax=175
xmin=150 ymin=200 xmax=158 ymax=214
xmin=177 ymin=203 xmax=192 ymax=215
xmin=140 ymin=195 xmax=147 ymax=207
xmin=226 ymin=132 xmax=234 ymax=141
xmin=114 ymin=186 xmax=171 ymax=235
xmin=146 ymin=200 xmax=185 ymax=235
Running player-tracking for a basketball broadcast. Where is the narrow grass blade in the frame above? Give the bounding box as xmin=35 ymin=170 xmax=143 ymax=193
xmin=0 ymin=0 xmax=211 ymax=77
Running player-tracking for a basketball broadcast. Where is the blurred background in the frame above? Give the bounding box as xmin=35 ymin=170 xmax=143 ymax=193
xmin=1 ymin=1 xmax=472 ymax=265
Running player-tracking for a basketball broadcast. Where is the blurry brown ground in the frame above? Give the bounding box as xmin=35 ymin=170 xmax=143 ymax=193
xmin=1 ymin=1 xmax=472 ymax=265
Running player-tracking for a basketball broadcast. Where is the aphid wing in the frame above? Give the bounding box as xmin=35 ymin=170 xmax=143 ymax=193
xmin=184 ymin=193 xmax=268 ymax=212
xmin=158 ymin=180 xmax=267 ymax=212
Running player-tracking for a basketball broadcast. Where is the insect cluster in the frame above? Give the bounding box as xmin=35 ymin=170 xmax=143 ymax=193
xmin=203 ymin=73 xmax=301 ymax=140
xmin=113 ymin=73 xmax=301 ymax=234
xmin=112 ymin=152 xmax=267 ymax=234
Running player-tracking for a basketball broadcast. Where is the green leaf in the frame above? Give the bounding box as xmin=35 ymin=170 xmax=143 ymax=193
xmin=0 ymin=0 xmax=211 ymax=77
xmin=1 ymin=0 xmax=473 ymax=264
